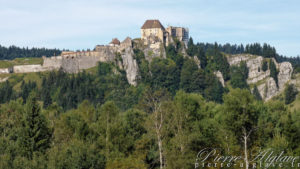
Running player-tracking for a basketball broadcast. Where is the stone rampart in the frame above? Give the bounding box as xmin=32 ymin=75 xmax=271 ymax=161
xmin=0 ymin=68 xmax=10 ymax=74
xmin=13 ymin=65 xmax=50 ymax=73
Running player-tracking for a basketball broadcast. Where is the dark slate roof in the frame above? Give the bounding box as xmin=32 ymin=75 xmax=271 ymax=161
xmin=141 ymin=20 xmax=165 ymax=30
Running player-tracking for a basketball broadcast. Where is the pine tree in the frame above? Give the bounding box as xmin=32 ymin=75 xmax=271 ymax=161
xmin=269 ymin=60 xmax=278 ymax=86
xmin=180 ymin=58 xmax=198 ymax=92
xmin=42 ymin=89 xmax=52 ymax=109
xmin=284 ymin=84 xmax=298 ymax=104
xmin=262 ymin=59 xmax=268 ymax=71
xmin=19 ymin=92 xmax=52 ymax=159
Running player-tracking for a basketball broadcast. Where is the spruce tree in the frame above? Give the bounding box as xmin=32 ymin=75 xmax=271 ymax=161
xmin=284 ymin=84 xmax=298 ymax=104
xmin=42 ymin=89 xmax=52 ymax=109
xmin=269 ymin=60 xmax=279 ymax=86
xmin=19 ymin=92 xmax=52 ymax=159
xmin=262 ymin=59 xmax=268 ymax=71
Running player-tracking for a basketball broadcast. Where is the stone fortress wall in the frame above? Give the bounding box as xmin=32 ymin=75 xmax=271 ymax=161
xmin=0 ymin=19 xmax=296 ymax=101
xmin=0 ymin=37 xmax=137 ymax=84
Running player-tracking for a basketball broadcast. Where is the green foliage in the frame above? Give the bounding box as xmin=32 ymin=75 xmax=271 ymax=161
xmin=0 ymin=81 xmax=14 ymax=103
xmin=284 ymin=84 xmax=298 ymax=104
xmin=187 ymin=37 xmax=207 ymax=68
xmin=19 ymin=93 xmax=53 ymax=159
xmin=20 ymin=80 xmax=37 ymax=102
xmin=206 ymin=44 xmax=230 ymax=80
xmin=98 ymin=62 xmax=112 ymax=77
xmin=179 ymin=58 xmax=198 ymax=92
xmin=230 ymin=61 xmax=249 ymax=89
xmin=252 ymin=85 xmax=262 ymax=100
xmin=0 ymin=57 xmax=43 ymax=68
xmin=48 ymin=140 xmax=106 ymax=169
xmin=245 ymin=43 xmax=276 ymax=58
xmin=0 ymin=43 xmax=299 ymax=168
xmin=262 ymin=59 xmax=268 ymax=71
xmin=133 ymin=49 xmax=151 ymax=84
xmin=41 ymin=78 xmax=52 ymax=109
xmin=150 ymin=57 xmax=180 ymax=93
xmin=269 ymin=59 xmax=279 ymax=86
xmin=204 ymin=72 xmax=225 ymax=103
xmin=166 ymin=44 xmax=185 ymax=70
xmin=0 ymin=83 xmax=298 ymax=168
xmin=222 ymin=88 xmax=261 ymax=152
xmin=0 ymin=45 xmax=61 ymax=60
xmin=190 ymin=69 xmax=206 ymax=93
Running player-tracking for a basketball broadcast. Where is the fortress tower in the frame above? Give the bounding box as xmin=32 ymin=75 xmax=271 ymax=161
xmin=141 ymin=20 xmax=166 ymax=44
xmin=141 ymin=19 xmax=189 ymax=47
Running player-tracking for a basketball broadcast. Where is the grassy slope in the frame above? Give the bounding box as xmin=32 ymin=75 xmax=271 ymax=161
xmin=8 ymin=72 xmax=48 ymax=91
xmin=0 ymin=57 xmax=43 ymax=68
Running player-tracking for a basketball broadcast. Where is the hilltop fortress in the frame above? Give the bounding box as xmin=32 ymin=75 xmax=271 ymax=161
xmin=0 ymin=20 xmax=188 ymax=86
xmin=0 ymin=20 xmax=297 ymax=101
xmin=141 ymin=20 xmax=189 ymax=47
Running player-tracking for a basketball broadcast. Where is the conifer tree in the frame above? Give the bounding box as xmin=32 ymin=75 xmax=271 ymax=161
xmin=269 ymin=59 xmax=278 ymax=86
xmin=284 ymin=84 xmax=298 ymax=104
xmin=261 ymin=59 xmax=268 ymax=71
xmin=42 ymin=89 xmax=52 ymax=109
xmin=19 ymin=92 xmax=52 ymax=159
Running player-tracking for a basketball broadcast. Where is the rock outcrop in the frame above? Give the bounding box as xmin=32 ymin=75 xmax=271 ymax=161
xmin=0 ymin=68 xmax=10 ymax=74
xmin=227 ymin=54 xmax=293 ymax=100
xmin=193 ymin=56 xmax=201 ymax=68
xmin=0 ymin=37 xmax=140 ymax=86
xmin=143 ymin=41 xmax=166 ymax=62
xmin=214 ymin=71 xmax=225 ymax=87
xmin=257 ymin=77 xmax=278 ymax=100
xmin=121 ymin=47 xmax=139 ymax=86
xmin=0 ymin=77 xmax=9 ymax=83
xmin=278 ymin=62 xmax=293 ymax=89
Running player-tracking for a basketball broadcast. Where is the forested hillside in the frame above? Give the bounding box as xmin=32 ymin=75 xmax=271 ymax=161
xmin=0 ymin=45 xmax=61 ymax=60
xmin=0 ymin=41 xmax=299 ymax=169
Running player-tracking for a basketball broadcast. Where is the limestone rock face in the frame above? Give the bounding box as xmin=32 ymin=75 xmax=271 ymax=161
xmin=144 ymin=42 xmax=166 ymax=62
xmin=246 ymin=56 xmax=270 ymax=84
xmin=214 ymin=71 xmax=225 ymax=87
xmin=278 ymin=62 xmax=293 ymax=90
xmin=227 ymin=55 xmax=270 ymax=84
xmin=227 ymin=54 xmax=293 ymax=100
xmin=227 ymin=54 xmax=250 ymax=65
xmin=0 ymin=77 xmax=9 ymax=83
xmin=258 ymin=77 xmax=278 ymax=101
xmin=193 ymin=56 xmax=201 ymax=68
xmin=0 ymin=68 xmax=10 ymax=74
xmin=121 ymin=47 xmax=139 ymax=86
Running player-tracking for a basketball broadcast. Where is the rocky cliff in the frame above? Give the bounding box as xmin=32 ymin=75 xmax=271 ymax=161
xmin=227 ymin=54 xmax=293 ymax=100
xmin=0 ymin=37 xmax=140 ymax=86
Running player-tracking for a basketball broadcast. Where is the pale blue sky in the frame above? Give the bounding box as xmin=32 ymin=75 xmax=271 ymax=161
xmin=0 ymin=0 xmax=299 ymax=56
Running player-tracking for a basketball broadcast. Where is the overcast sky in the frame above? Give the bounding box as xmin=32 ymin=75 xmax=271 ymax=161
xmin=0 ymin=0 xmax=299 ymax=56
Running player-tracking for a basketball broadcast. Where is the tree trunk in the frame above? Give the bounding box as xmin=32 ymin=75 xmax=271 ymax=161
xmin=106 ymin=114 xmax=110 ymax=158
xmin=157 ymin=132 xmax=163 ymax=169
xmin=243 ymin=129 xmax=249 ymax=169
xmin=155 ymin=109 xmax=164 ymax=169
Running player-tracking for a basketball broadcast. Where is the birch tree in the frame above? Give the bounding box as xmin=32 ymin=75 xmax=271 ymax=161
xmin=223 ymin=89 xmax=260 ymax=169
xmin=140 ymin=88 xmax=170 ymax=169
